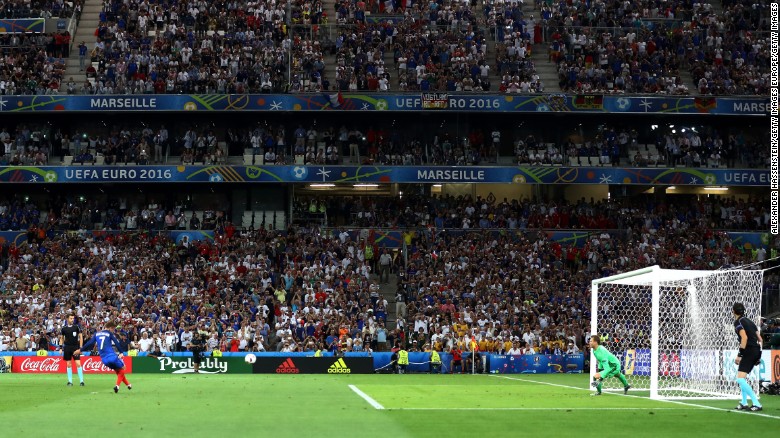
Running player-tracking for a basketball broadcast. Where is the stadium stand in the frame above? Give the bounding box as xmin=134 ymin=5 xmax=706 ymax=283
xmin=0 ymin=115 xmax=766 ymax=169
xmin=1 ymin=0 xmax=769 ymax=96
xmin=0 ymin=0 xmax=773 ymax=364
xmin=0 ymin=33 xmax=69 ymax=95
xmin=0 ymin=200 xmax=766 ymax=355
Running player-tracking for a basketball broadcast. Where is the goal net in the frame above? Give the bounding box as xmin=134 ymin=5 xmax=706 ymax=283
xmin=591 ymin=265 xmax=763 ymax=400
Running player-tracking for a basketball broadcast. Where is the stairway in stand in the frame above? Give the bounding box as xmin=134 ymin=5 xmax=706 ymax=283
xmin=61 ymin=0 xmax=103 ymax=92
xmin=523 ymin=2 xmax=559 ymax=92
xmin=317 ymin=0 xmax=341 ymax=91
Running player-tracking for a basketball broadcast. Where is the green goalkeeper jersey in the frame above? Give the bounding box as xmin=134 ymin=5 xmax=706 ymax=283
xmin=592 ymin=345 xmax=621 ymax=370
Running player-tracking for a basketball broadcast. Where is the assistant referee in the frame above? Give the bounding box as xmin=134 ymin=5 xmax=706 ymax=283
xmin=732 ymin=302 xmax=762 ymax=412
xmin=60 ymin=314 xmax=84 ymax=386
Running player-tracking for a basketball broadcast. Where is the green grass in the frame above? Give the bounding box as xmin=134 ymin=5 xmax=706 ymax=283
xmin=1 ymin=373 xmax=778 ymax=437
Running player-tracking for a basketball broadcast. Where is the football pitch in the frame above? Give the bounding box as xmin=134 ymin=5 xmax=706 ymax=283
xmin=1 ymin=373 xmax=777 ymax=437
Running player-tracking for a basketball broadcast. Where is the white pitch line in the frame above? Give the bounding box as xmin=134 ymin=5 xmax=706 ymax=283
xmin=388 ymin=407 xmax=694 ymax=411
xmin=349 ymin=384 xmax=384 ymax=410
xmin=491 ymin=375 xmax=780 ymax=421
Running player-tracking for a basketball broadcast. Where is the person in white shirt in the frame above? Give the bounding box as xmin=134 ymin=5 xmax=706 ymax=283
xmin=207 ymin=333 xmax=220 ymax=352
xmin=0 ymin=330 xmax=10 ymax=351
xmin=164 ymin=330 xmax=178 ymax=351
xmin=138 ymin=331 xmax=153 ymax=352
xmin=507 ymin=340 xmax=523 ymax=355
xmin=180 ymin=329 xmax=193 ymax=349
xmin=253 ymin=334 xmax=266 ymax=352
xmin=152 ymin=333 xmax=168 ymax=355
xmin=522 ymin=329 xmax=535 ymax=346
xmin=565 ymin=342 xmax=580 ymax=354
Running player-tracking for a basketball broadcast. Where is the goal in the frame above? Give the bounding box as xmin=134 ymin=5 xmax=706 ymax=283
xmin=591 ymin=265 xmax=763 ymax=400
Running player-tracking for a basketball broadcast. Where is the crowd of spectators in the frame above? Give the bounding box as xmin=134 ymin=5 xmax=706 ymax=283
xmin=536 ymin=0 xmax=692 ymax=95
xmin=1 ymin=122 xmax=232 ymax=166
xmin=513 ymin=125 xmax=758 ymax=168
xmin=3 ymin=186 xmax=769 ymax=235
xmin=0 ymin=0 xmax=82 ymax=18
xmin=687 ymin=0 xmax=771 ymax=95
xmin=0 ymin=32 xmax=70 ymax=95
xmin=552 ymin=25 xmax=688 ymax=94
xmin=0 ymin=0 xmax=772 ymax=96
xmin=296 ymin=193 xmax=772 ymax=232
xmin=0 ymin=190 xmax=775 ymax=358
xmin=290 ymin=34 xmax=326 ymax=92
xmin=76 ymin=0 xmax=291 ymax=95
xmin=0 ymin=195 xmax=229 ymax=232
xmin=0 ymin=119 xmax=768 ymax=169
xmin=535 ymin=0 xmax=771 ymax=95
xmin=0 ymin=125 xmax=51 ymax=166
xmin=0 ymin=0 xmax=82 ymax=94
xmin=326 ymin=4 xmax=498 ymax=94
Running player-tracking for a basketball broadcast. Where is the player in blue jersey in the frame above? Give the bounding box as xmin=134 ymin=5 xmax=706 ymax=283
xmin=75 ymin=321 xmax=132 ymax=393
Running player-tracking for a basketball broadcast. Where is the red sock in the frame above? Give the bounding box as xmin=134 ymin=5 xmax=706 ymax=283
xmin=116 ymin=369 xmax=130 ymax=386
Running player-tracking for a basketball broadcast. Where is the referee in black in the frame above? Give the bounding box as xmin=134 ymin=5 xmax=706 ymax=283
xmin=60 ymin=314 xmax=84 ymax=386
xmin=732 ymin=302 xmax=762 ymax=411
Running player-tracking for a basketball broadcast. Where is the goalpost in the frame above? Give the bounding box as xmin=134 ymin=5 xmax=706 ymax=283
xmin=591 ymin=265 xmax=764 ymax=400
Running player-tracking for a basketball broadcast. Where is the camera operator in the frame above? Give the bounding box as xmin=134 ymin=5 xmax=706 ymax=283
xmin=188 ymin=326 xmax=208 ymax=373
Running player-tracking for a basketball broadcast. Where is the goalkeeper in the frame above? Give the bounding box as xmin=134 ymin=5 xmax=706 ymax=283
xmin=732 ymin=302 xmax=763 ymax=412
xmin=589 ymin=335 xmax=630 ymax=395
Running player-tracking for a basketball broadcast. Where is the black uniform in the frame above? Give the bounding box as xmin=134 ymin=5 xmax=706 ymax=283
xmin=190 ymin=333 xmax=206 ymax=364
xmin=61 ymin=323 xmax=82 ymax=361
xmin=734 ymin=316 xmax=761 ymax=373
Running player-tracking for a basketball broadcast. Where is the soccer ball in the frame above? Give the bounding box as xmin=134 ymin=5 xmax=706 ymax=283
xmin=244 ymin=354 xmax=257 ymax=364
xmin=291 ymin=166 xmax=308 ymax=180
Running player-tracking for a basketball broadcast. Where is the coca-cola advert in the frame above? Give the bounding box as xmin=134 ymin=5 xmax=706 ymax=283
xmin=11 ymin=356 xmax=133 ymax=374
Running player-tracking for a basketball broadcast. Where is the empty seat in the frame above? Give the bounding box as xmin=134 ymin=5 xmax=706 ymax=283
xmin=244 ymin=155 xmax=264 ymax=165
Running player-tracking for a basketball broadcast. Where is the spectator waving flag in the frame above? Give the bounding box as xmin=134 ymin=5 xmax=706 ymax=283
xmin=326 ymin=91 xmax=344 ymax=109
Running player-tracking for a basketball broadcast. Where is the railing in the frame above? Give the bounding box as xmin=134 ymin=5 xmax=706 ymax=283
xmin=65 ymin=5 xmax=83 ymax=54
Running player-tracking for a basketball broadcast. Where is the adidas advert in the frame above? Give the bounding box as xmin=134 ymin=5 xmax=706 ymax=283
xmin=275 ymin=358 xmax=300 ymax=374
xmin=327 ymin=358 xmax=351 ymax=374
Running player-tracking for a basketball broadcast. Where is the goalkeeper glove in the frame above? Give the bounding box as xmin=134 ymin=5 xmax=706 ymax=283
xmin=737 ymin=348 xmax=745 ymax=357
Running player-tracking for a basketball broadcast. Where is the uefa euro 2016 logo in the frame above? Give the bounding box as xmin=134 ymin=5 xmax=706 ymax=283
xmin=624 ymin=350 xmax=636 ymax=375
